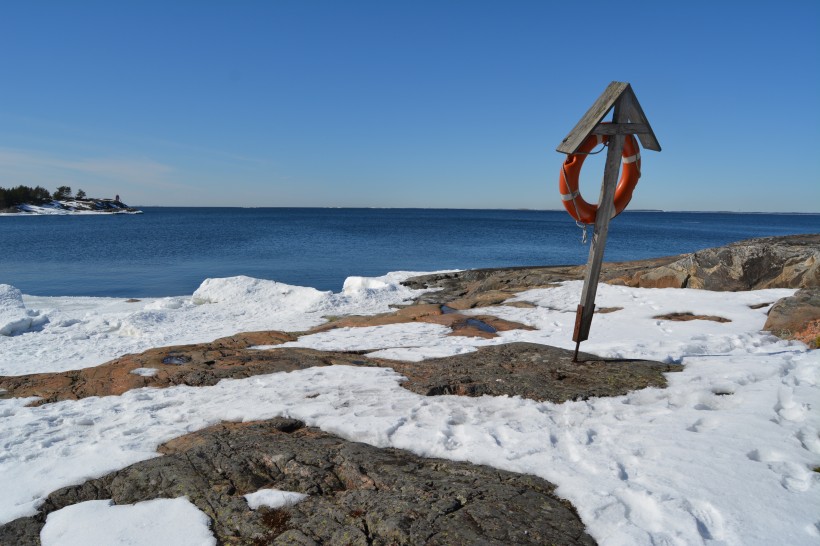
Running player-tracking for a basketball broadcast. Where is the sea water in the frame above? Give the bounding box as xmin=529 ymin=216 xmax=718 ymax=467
xmin=1 ymin=208 xmax=817 ymax=297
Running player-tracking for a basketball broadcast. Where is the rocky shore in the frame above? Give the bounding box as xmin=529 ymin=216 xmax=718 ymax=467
xmin=1 ymin=234 xmax=817 ymax=545
xmin=1 ymin=198 xmax=142 ymax=215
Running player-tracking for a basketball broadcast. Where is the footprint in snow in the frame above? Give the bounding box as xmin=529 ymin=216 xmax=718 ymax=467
xmin=796 ymin=426 xmax=820 ymax=455
xmin=774 ymin=386 xmax=808 ymax=423
xmin=684 ymin=499 xmax=728 ymax=541
xmin=687 ymin=416 xmax=719 ymax=433
xmin=747 ymin=447 xmax=815 ymax=492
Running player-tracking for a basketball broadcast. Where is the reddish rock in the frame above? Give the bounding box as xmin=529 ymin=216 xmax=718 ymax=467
xmin=654 ymin=313 xmax=731 ymax=323
xmin=764 ymin=289 xmax=820 ymax=348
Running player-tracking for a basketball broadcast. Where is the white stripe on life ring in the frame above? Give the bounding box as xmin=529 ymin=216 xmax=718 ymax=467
xmin=561 ymin=191 xmax=580 ymax=202
xmin=623 ymin=152 xmax=641 ymax=164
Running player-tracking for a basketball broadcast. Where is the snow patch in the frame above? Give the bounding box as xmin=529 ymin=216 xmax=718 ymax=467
xmin=129 ymin=368 xmax=158 ymax=377
xmin=40 ymin=498 xmax=215 ymax=546
xmin=0 ymin=284 xmax=48 ymax=336
xmin=244 ymin=489 xmax=308 ymax=510
xmin=192 ymin=275 xmax=328 ymax=310
xmin=0 ymin=272 xmax=434 ymax=376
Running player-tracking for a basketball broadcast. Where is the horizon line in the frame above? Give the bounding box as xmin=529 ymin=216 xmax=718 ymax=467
xmin=128 ymin=205 xmax=820 ymax=215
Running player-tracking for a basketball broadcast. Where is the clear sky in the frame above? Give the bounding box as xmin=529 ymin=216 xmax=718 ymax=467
xmin=1 ymin=0 xmax=818 ymax=211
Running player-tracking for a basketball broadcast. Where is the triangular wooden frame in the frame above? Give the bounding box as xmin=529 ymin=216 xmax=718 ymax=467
xmin=554 ymin=82 xmax=661 ymax=361
xmin=556 ymin=81 xmax=661 ymax=155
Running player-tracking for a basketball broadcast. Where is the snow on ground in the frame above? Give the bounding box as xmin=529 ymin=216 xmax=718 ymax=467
xmin=40 ymin=498 xmax=215 ymax=546
xmin=0 ymin=272 xmax=433 ymax=376
xmin=0 ymin=284 xmax=49 ymax=337
xmin=244 ymin=489 xmax=309 ymax=510
xmin=1 ymin=276 xmax=818 ymax=545
xmin=268 ymin=282 xmax=797 ymax=364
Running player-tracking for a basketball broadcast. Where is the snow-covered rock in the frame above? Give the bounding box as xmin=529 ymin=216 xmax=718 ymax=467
xmin=0 ymin=284 xmax=48 ymax=336
xmin=7 ymin=199 xmax=142 ymax=215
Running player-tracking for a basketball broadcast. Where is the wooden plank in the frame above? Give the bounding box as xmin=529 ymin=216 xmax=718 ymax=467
xmin=573 ymin=131 xmax=624 ymax=342
xmin=572 ymin=97 xmax=627 ymax=356
xmin=556 ymin=81 xmax=628 ymax=154
xmin=591 ymin=123 xmax=650 ymax=136
xmin=622 ymin=87 xmax=661 ymax=151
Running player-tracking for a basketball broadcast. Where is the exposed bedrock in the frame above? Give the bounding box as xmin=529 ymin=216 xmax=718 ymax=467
xmin=0 ymin=330 xmax=301 ymax=405
xmin=403 ymin=234 xmax=820 ymax=305
xmin=401 ymin=234 xmax=820 ymax=350
xmin=0 ymin=418 xmax=596 ymax=546
xmin=0 ymin=338 xmax=671 ymax=544
xmin=613 ymin=234 xmax=820 ymax=290
xmin=764 ymin=288 xmax=820 ymax=348
xmin=0 ymin=342 xmax=678 ymax=406
xmin=395 ymin=343 xmax=680 ymax=402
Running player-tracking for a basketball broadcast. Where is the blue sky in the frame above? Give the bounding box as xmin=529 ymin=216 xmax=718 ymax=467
xmin=1 ymin=1 xmax=818 ymax=211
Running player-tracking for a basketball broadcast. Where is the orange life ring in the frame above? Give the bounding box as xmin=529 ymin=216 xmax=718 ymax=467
xmin=558 ymin=133 xmax=641 ymax=224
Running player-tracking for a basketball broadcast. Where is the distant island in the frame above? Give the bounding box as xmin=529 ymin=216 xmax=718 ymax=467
xmin=0 ymin=185 xmax=142 ymax=215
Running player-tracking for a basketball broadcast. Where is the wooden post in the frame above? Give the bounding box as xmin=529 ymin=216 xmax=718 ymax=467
xmin=556 ymin=82 xmax=661 ymax=362
xmin=572 ymin=100 xmax=626 ymax=360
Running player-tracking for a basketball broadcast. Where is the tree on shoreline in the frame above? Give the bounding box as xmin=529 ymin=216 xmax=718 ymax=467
xmin=0 ymin=185 xmax=53 ymax=208
xmin=53 ymin=186 xmax=72 ymax=200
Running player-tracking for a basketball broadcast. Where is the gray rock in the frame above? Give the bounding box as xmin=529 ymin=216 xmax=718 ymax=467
xmin=2 ymin=341 xmax=679 ymax=409
xmin=614 ymin=234 xmax=820 ymax=290
xmin=403 ymin=265 xmax=588 ymax=306
xmin=403 ymin=234 xmax=820 ymax=301
xmin=0 ymin=418 xmax=596 ymax=546
xmin=390 ymin=342 xmax=681 ymax=402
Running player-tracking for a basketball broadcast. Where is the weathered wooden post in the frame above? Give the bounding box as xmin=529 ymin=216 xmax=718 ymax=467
xmin=555 ymin=82 xmax=661 ymax=361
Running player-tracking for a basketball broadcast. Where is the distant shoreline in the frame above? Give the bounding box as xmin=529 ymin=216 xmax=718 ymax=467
xmin=119 ymin=206 xmax=819 ymax=215
xmin=0 ymin=198 xmax=142 ymax=216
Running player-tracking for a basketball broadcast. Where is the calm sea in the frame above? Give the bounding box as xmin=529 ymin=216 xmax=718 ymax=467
xmin=1 ymin=208 xmax=817 ymax=297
